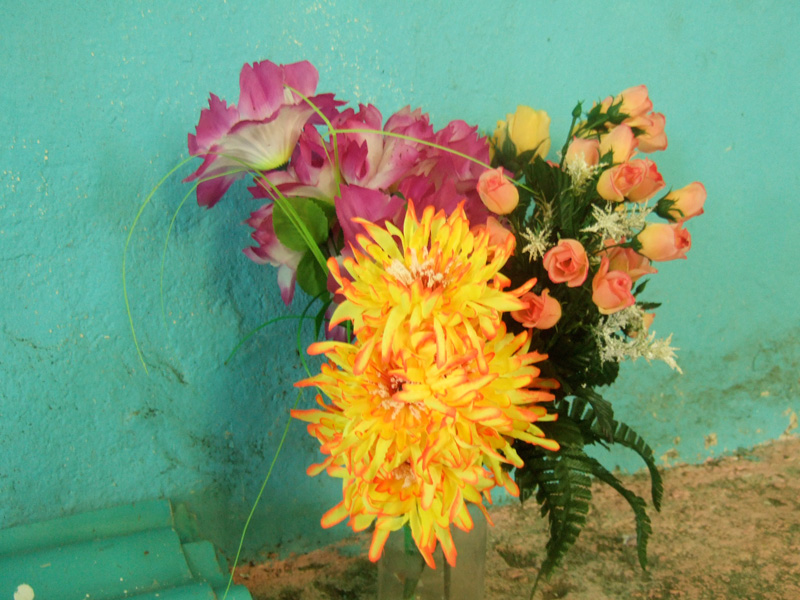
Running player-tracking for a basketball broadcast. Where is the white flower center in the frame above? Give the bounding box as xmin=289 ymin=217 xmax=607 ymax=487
xmin=387 ymin=248 xmax=448 ymax=288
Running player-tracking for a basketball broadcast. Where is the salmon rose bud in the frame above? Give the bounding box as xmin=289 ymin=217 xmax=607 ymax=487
xmin=472 ymin=216 xmax=516 ymax=258
xmin=634 ymin=222 xmax=692 ymax=261
xmin=627 ymin=312 xmax=656 ymax=338
xmin=477 ymin=168 xmax=519 ymax=215
xmin=605 ymin=243 xmax=657 ymax=282
xmin=543 ymin=239 xmax=589 ymax=287
xmin=512 ymin=289 xmax=562 ymax=329
xmin=634 ymin=112 xmax=668 ymax=153
xmin=592 ymin=257 xmax=635 ymax=315
xmin=493 ymin=105 xmax=551 ymax=160
xmin=565 ymin=137 xmax=600 ymax=167
xmin=615 ymin=85 xmax=654 ymax=118
xmin=656 ymin=182 xmax=706 ymax=222
xmin=597 ymin=158 xmax=664 ymax=203
xmin=599 ymin=124 xmax=638 ymax=164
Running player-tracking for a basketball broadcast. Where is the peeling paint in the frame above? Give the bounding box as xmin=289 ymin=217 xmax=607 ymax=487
xmin=783 ymin=410 xmax=798 ymax=436
xmin=14 ymin=584 xmax=34 ymax=600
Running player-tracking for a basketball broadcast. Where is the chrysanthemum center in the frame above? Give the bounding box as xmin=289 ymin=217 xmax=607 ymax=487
xmin=378 ymin=375 xmax=425 ymax=420
xmin=390 ymin=462 xmax=417 ymax=489
xmin=386 ymin=248 xmax=449 ymax=289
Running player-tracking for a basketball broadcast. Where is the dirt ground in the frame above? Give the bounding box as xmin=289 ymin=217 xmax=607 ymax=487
xmin=233 ymin=435 xmax=800 ymax=600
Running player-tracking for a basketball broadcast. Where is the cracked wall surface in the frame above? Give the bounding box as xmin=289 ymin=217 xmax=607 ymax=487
xmin=1 ymin=1 xmax=798 ymax=560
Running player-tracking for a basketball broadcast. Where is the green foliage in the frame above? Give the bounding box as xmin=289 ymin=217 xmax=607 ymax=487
xmin=296 ymin=250 xmax=328 ymax=298
xmin=611 ymin=423 xmax=663 ymax=512
xmin=515 ymin=390 xmax=662 ymax=597
xmin=563 ymin=393 xmax=663 ymax=511
xmin=522 ymin=444 xmax=594 ymax=596
xmin=578 ymin=454 xmax=653 ymax=569
xmin=273 ymin=197 xmax=329 ymax=252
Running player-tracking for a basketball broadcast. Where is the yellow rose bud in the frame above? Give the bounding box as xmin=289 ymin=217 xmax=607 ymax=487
xmin=493 ymin=105 xmax=551 ymax=160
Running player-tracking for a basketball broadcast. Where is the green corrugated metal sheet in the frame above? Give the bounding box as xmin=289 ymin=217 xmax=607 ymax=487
xmin=182 ymin=542 xmax=226 ymax=586
xmin=0 ymin=501 xmax=252 ymax=600
xmin=0 ymin=500 xmax=174 ymax=557
xmin=125 ymin=581 xmax=219 ymax=600
xmin=0 ymin=527 xmax=193 ymax=599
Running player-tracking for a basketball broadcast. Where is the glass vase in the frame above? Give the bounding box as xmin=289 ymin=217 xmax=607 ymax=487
xmin=377 ymin=508 xmax=487 ymax=600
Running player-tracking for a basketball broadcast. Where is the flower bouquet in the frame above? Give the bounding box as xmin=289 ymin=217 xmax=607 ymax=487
xmin=141 ymin=59 xmax=705 ymax=598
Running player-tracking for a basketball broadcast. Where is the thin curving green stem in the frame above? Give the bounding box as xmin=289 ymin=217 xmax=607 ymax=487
xmin=219 ymin=293 xmax=323 ymax=600
xmin=224 ymin=315 xmax=304 ymax=365
xmin=124 ymin=155 xmax=196 ymax=374
xmin=219 ymin=389 xmax=301 ymax=600
xmin=160 ymin=168 xmax=247 ymax=330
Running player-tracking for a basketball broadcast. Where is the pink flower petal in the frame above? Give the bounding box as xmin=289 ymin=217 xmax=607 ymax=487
xmin=195 ymin=175 xmax=238 ymax=209
xmin=238 ymin=60 xmax=319 ymax=121
xmin=243 ymin=203 xmax=304 ymax=305
xmin=188 ymin=94 xmax=240 ymax=155
xmin=335 ymin=185 xmax=405 ymax=251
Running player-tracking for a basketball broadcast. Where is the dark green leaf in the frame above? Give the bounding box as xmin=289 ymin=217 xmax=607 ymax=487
xmin=633 ymin=278 xmax=650 ymax=296
xmin=607 ymin=420 xmax=664 ymax=511
xmin=526 ymin=447 xmax=594 ymax=594
xmin=637 ymin=301 xmax=662 ymax=311
xmin=581 ymin=454 xmax=653 ymax=570
xmin=296 ymin=251 xmax=328 ymax=298
xmin=579 ymin=388 xmax=615 ymax=440
xmin=308 ymin=197 xmax=337 ymax=225
xmin=273 ymin=197 xmax=329 ymax=252
xmin=313 ymin=297 xmax=333 ymax=339
xmin=566 ymin=399 xmax=664 ymax=511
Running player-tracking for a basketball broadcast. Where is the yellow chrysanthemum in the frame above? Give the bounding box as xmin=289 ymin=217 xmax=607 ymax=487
xmin=293 ymin=324 xmax=558 ymax=568
xmin=294 ymin=200 xmax=560 ymax=567
xmin=327 ymin=202 xmax=535 ymax=375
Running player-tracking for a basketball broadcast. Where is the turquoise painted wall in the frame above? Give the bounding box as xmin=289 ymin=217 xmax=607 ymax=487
xmin=2 ymin=1 xmax=798 ymax=559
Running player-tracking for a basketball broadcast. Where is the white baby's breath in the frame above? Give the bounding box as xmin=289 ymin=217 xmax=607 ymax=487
xmin=581 ymin=202 xmax=653 ymax=245
xmin=595 ymin=305 xmax=682 ymax=372
xmin=520 ymin=225 xmax=552 ymax=262
xmin=565 ymin=154 xmax=599 ymax=191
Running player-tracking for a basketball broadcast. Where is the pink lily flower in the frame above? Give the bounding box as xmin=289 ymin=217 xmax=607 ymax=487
xmin=243 ymin=203 xmax=304 ymax=305
xmin=185 ymin=59 xmax=341 ymax=208
xmin=398 ymin=175 xmax=491 ymax=227
xmin=334 ymin=104 xmax=431 ymax=190
xmin=334 ymin=184 xmax=406 ymax=252
xmin=250 ymin=126 xmax=339 ymax=204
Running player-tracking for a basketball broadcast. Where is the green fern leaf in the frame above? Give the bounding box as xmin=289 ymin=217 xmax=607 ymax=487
xmin=605 ymin=420 xmax=664 ymax=511
xmin=577 ymin=388 xmax=615 ymax=440
xmin=527 ymin=447 xmax=594 ymax=596
xmin=581 ymin=454 xmax=653 ymax=569
xmin=564 ymin=396 xmax=664 ymax=511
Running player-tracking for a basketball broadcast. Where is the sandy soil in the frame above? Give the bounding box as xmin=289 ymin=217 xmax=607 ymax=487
xmin=233 ymin=435 xmax=800 ymax=599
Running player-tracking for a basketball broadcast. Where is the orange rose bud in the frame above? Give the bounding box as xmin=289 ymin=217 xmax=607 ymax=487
xmin=634 ymin=222 xmax=691 ymax=261
xmin=511 ymin=289 xmax=562 ymax=329
xmin=597 ymin=158 xmax=665 ymax=203
xmin=543 ymin=239 xmax=589 ymax=287
xmin=591 ymin=257 xmax=635 ymax=315
xmin=633 ymin=112 xmax=668 ymax=153
xmin=471 ymin=216 xmax=516 ymax=258
xmin=599 ymin=124 xmax=638 ymax=164
xmin=477 ymin=168 xmax=519 ymax=215
xmin=615 ymin=85 xmax=654 ymax=118
xmin=565 ymin=137 xmax=600 ymax=167
xmin=656 ymin=182 xmax=706 ymax=222
xmin=604 ymin=242 xmax=657 ymax=282
xmin=628 ymin=312 xmax=656 ymax=338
